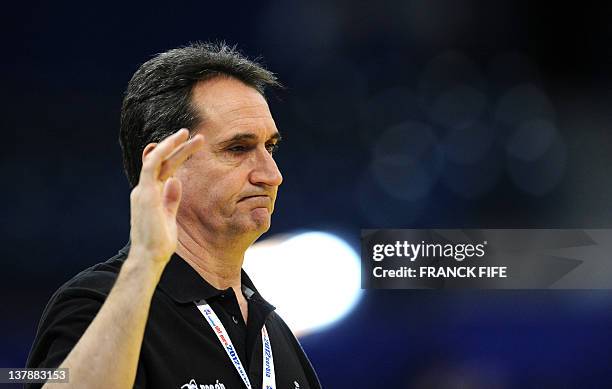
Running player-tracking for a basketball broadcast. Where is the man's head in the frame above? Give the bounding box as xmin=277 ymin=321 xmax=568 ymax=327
xmin=119 ymin=41 xmax=280 ymax=188
xmin=120 ymin=42 xmax=283 ymax=243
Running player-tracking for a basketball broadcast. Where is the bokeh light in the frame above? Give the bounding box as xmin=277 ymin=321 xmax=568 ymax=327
xmin=244 ymin=232 xmax=362 ymax=336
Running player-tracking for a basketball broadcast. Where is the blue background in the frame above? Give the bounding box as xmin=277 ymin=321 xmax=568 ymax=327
xmin=2 ymin=1 xmax=612 ymax=387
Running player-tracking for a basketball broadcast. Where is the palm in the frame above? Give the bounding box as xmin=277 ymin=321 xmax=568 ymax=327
xmin=129 ymin=129 xmax=204 ymax=264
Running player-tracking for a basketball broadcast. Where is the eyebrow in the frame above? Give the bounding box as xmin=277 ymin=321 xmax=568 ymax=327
xmin=217 ymin=131 xmax=282 ymax=147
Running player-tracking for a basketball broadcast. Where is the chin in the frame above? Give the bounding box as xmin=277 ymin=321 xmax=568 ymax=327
xmin=251 ymin=217 xmax=271 ymax=233
xmin=231 ymin=212 xmax=271 ymax=237
xmin=250 ymin=208 xmax=271 ymax=227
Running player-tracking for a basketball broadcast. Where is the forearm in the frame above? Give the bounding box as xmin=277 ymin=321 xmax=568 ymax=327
xmin=44 ymin=251 xmax=164 ymax=389
xmin=41 ymin=130 xmax=201 ymax=388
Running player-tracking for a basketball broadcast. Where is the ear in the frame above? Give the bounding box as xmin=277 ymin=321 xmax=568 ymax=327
xmin=142 ymin=143 xmax=158 ymax=164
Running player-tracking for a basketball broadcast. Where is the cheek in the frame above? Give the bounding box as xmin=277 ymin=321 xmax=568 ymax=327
xmin=178 ymin=172 xmax=239 ymax=212
xmin=175 ymin=168 xmax=211 ymax=205
xmin=175 ymin=158 xmax=249 ymax=209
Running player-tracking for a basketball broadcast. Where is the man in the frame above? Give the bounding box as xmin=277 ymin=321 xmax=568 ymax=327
xmin=26 ymin=42 xmax=322 ymax=389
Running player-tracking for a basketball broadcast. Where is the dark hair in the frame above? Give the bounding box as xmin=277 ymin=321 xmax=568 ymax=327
xmin=119 ymin=41 xmax=281 ymax=188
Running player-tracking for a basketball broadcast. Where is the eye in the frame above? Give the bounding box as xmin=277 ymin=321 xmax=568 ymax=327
xmin=266 ymin=143 xmax=279 ymax=155
xmin=227 ymin=145 xmax=249 ymax=153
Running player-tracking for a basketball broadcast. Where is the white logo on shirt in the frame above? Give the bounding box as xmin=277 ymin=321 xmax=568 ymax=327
xmin=294 ymin=381 xmax=300 ymax=388
xmin=180 ymin=378 xmax=226 ymax=389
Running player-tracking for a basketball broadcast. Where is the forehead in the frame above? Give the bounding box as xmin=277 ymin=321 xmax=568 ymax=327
xmin=190 ymin=76 xmax=276 ymax=140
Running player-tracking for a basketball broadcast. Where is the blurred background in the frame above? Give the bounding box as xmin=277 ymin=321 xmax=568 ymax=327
xmin=2 ymin=0 xmax=612 ymax=387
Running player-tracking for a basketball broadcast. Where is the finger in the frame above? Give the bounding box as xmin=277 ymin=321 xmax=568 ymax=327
xmin=158 ymin=134 xmax=205 ymax=181
xmin=162 ymin=177 xmax=182 ymax=217
xmin=140 ymin=129 xmax=190 ymax=184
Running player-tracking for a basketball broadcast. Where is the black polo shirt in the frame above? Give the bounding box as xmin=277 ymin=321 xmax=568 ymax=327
xmin=26 ymin=244 xmax=321 ymax=389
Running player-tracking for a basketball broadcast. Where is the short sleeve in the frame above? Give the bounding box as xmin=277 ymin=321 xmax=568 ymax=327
xmin=25 ymin=291 xmax=104 ymax=389
xmin=25 ymin=276 xmax=148 ymax=388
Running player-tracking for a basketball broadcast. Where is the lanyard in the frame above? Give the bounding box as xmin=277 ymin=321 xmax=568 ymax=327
xmin=195 ymin=300 xmax=276 ymax=389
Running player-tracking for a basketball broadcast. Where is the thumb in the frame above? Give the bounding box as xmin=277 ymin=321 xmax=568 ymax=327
xmin=162 ymin=177 xmax=182 ymax=217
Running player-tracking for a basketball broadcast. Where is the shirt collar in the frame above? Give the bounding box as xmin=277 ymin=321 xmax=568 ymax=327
xmin=118 ymin=241 xmax=274 ymax=308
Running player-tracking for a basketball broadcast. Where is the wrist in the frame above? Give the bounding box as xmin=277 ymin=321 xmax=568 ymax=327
xmin=123 ymin=248 xmax=168 ymax=283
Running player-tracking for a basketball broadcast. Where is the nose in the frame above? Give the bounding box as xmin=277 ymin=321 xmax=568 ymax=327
xmin=249 ymin=146 xmax=283 ymax=187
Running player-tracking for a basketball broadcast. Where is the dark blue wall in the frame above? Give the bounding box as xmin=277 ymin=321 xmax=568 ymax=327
xmin=2 ymin=1 xmax=612 ymax=387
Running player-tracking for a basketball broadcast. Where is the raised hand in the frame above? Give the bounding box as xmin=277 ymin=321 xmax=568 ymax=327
xmin=128 ymin=129 xmax=204 ymax=265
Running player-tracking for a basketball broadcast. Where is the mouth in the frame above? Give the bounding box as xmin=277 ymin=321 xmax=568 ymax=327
xmin=238 ymin=195 xmax=270 ymax=202
xmin=237 ymin=195 xmax=272 ymax=210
